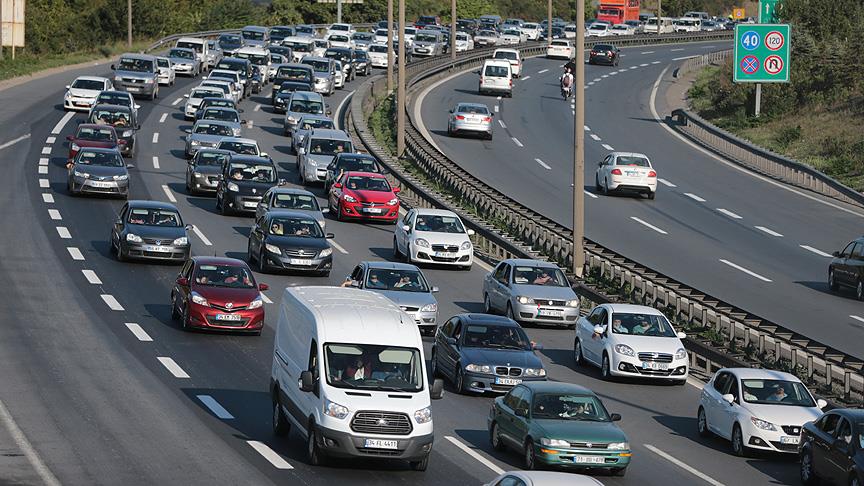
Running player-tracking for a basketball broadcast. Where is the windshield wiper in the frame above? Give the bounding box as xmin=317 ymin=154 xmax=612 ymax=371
xmin=485 ymin=343 xmax=527 ymax=350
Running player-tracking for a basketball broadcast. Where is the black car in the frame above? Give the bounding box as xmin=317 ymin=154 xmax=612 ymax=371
xmin=186 ymin=148 xmax=231 ymax=195
xmin=431 ymin=313 xmax=546 ymax=394
xmin=215 ymin=57 xmax=255 ymax=96
xmin=589 ymin=44 xmax=620 ymax=66
xmin=325 ymin=153 xmax=382 ymax=192
xmin=88 ymin=103 xmax=138 ymax=157
xmin=351 ymin=49 xmax=372 ymax=76
xmin=218 ymin=34 xmax=244 ymax=55
xmin=324 ymin=47 xmax=357 ymax=82
xmin=111 ymin=200 xmax=191 ymax=263
xmin=216 ymin=155 xmax=282 ymax=215
xmin=269 ymin=26 xmax=295 ymax=44
xmin=539 ymin=27 xmax=565 ymax=40
xmin=195 ymin=98 xmax=241 ymax=120
xmin=271 ymin=64 xmax=315 ymax=104
xmin=247 ymin=209 xmax=334 ymax=276
xmin=829 ymin=236 xmax=864 ymax=299
xmin=800 ymin=408 xmax=864 ymax=486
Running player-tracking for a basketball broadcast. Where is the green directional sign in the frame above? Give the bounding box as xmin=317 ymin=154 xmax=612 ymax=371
xmin=733 ymin=24 xmax=790 ymax=83
xmin=759 ymin=0 xmax=780 ymax=22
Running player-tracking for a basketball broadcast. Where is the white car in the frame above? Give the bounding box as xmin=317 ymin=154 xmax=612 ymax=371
xmin=64 ymin=76 xmax=114 ymax=111
xmin=183 ymin=86 xmax=226 ymax=119
xmin=564 ymin=24 xmax=578 ymax=38
xmin=327 ymin=33 xmax=352 ymax=49
xmin=697 ymin=368 xmax=827 ymax=456
xmin=326 ymin=22 xmax=354 ymax=37
xmin=208 ymin=69 xmax=244 ymax=100
xmin=520 ymin=23 xmax=542 ymax=40
xmin=156 ymin=57 xmax=176 ymax=86
xmin=454 ymin=32 xmax=474 ymax=52
xmin=393 ymin=208 xmax=475 ymax=270
xmin=595 ymin=151 xmax=658 ymax=199
xmin=367 ymin=43 xmax=391 ymax=67
xmin=483 ymin=471 xmax=603 ymax=486
xmin=546 ymin=39 xmax=574 ymax=59
xmin=332 ymin=60 xmax=345 ymax=88
xmin=374 ymin=28 xmax=391 ymax=44
xmin=500 ymin=29 xmax=525 ymax=45
xmin=610 ymin=24 xmax=636 ymax=35
xmin=573 ymin=303 xmax=689 ymax=384
xmin=404 ymin=27 xmax=417 ymax=47
xmin=587 ymin=23 xmax=611 ymax=37
xmin=492 ymin=49 xmax=521 ymax=78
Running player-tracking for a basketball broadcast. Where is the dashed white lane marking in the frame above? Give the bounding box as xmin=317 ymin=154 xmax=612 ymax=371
xmin=39 ymin=178 xmax=49 ymax=188
xmin=494 ymin=105 xmax=499 ymax=113
xmin=197 ymin=395 xmax=235 ymax=419
xmin=41 ymin=147 xmax=51 ymax=155
xmin=48 ymin=209 xmax=61 ymax=220
xmin=38 ymin=166 xmax=48 ymax=174
xmin=629 ymin=66 xmax=639 ymax=70
xmin=593 ymin=77 xmax=601 ymax=82
xmin=800 ymin=245 xmax=833 ymax=258
xmin=445 ymin=436 xmax=505 ymax=475
xmin=584 ymin=125 xmax=590 ymax=131
xmin=651 ymin=60 xmax=661 ymax=64
xmin=56 ymin=227 xmax=71 ymax=239
xmin=261 ymin=293 xmax=273 ymax=304
xmin=641 ymin=51 xmax=655 ymax=54
xmin=0 ymin=399 xmax=62 ymax=486
xmin=496 ymin=96 xmax=502 ymax=101
xmin=0 ymin=134 xmax=31 ymax=150
xmin=254 ymin=104 xmax=261 ymax=112
xmin=609 ymin=71 xmax=618 ymax=76
xmin=248 ymin=441 xmax=293 ymax=469
xmin=755 ymin=226 xmax=783 ymax=237
xmin=716 ymin=208 xmax=742 ymax=219
xmin=159 ymin=113 xmax=168 ymax=123
xmin=161 ymin=184 xmax=177 ymax=203
xmin=644 ymin=444 xmax=726 ymax=486
xmin=191 ymin=225 xmax=213 ymax=246
xmin=521 ymin=75 xmax=531 ymax=80
xmin=601 ymin=143 xmax=614 ymax=151
xmin=589 ymin=134 xmax=601 ymax=141
xmin=534 ymin=158 xmax=552 ymax=170
xmin=51 ymin=112 xmax=75 ymax=134
xmin=42 ymin=193 xmax=54 ymax=203
xmin=100 ymin=294 xmax=125 ymax=311
xmin=602 ymin=74 xmax=609 ymax=78
xmin=640 ymin=63 xmax=649 ymax=67
xmin=584 ymin=190 xmax=598 ymax=199
xmin=82 ymin=270 xmax=102 ymax=285
xmin=157 ymin=357 xmax=190 ymax=378
xmin=588 ymin=82 xmax=595 ymax=86
xmin=511 ymin=137 xmax=523 ymax=147
xmin=45 ymin=137 xmax=56 ymax=144
xmin=125 ymin=322 xmax=153 ymax=342
xmin=618 ymin=69 xmax=627 ymax=73
xmin=172 ymin=97 xmax=183 ymax=106
xmin=152 ymin=132 xmax=159 ymax=143
xmin=538 ymin=69 xmax=549 ymax=73
xmin=39 ymin=158 xmax=49 ymax=165
xmin=684 ymin=193 xmax=706 ymax=202
xmin=631 ymin=216 xmax=668 ymax=234
xmin=498 ymin=119 xmax=506 ymax=128
xmin=850 ymin=315 xmax=864 ymax=324
xmin=657 ymin=178 xmax=676 ymax=187
xmin=672 ymin=55 xmax=699 ymax=61
xmin=671 ymin=48 xmax=685 ymax=52
xmin=67 ymin=247 xmax=84 ymax=261
xmin=152 ymin=156 xmax=160 ymax=169
xmin=719 ymin=259 xmax=772 ymax=282
xmin=330 ymin=239 xmax=349 ymax=254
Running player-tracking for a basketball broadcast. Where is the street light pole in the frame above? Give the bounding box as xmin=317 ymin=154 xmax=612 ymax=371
xmin=396 ymin=0 xmax=406 ymax=156
xmin=450 ymin=0 xmax=456 ymax=60
xmin=657 ymin=0 xmax=662 ymax=36
xmin=127 ymin=0 xmax=132 ymax=47
xmin=386 ymin=0 xmax=394 ymax=92
xmin=572 ymin=0 xmax=586 ymax=277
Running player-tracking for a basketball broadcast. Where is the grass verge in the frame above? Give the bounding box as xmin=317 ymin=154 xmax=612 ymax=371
xmin=0 ymin=40 xmax=154 ymax=82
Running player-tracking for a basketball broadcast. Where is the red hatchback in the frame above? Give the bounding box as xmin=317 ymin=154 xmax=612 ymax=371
xmin=328 ymin=171 xmax=400 ymax=223
xmin=66 ymin=124 xmax=124 ymax=161
xmin=170 ymin=256 xmax=268 ymax=335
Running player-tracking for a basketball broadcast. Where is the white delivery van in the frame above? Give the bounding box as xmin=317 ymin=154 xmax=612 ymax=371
xmin=270 ymin=286 xmax=444 ymax=471
xmin=478 ymin=59 xmax=513 ymax=97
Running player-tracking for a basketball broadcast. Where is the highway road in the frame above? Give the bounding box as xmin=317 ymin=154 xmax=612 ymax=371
xmin=416 ymin=40 xmax=864 ymax=361
xmin=0 ymin=50 xmax=797 ymax=485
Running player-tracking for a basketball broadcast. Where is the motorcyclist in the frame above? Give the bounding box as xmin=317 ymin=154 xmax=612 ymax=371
xmin=560 ymin=67 xmax=574 ymax=99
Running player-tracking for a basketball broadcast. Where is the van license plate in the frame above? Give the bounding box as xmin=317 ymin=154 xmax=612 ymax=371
xmin=364 ymin=439 xmax=398 ymax=449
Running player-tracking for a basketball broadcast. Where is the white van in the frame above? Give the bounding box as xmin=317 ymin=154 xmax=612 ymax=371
xmin=282 ymin=36 xmax=315 ymax=63
xmin=674 ymin=18 xmax=702 ymax=32
xmin=175 ymin=37 xmax=210 ymax=70
xmin=644 ymin=17 xmax=675 ymax=34
xmin=270 ymin=286 xmax=444 ymax=470
xmin=478 ymin=59 xmax=513 ymax=97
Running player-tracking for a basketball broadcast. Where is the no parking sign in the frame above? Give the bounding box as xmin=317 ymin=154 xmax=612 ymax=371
xmin=733 ymin=24 xmax=790 ymax=83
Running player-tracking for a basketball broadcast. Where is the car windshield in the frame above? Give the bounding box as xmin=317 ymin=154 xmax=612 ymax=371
xmin=594 ymin=44 xmax=615 ymax=51
xmin=310 ymin=138 xmax=351 ymax=155
xmin=611 ymin=25 xmax=628 ymax=30
xmin=484 ymin=65 xmax=509 ymax=77
xmin=193 ymin=264 xmax=255 ymax=288
xmin=366 ymin=268 xmax=429 ymax=292
xmin=552 ymin=40 xmax=568 ymax=46
xmin=344 ymin=175 xmax=389 ymax=191
xmin=740 ymin=379 xmax=816 ymax=407
xmin=304 ymin=60 xmax=331 ymax=73
xmin=616 ymin=156 xmax=650 ymax=167
xmin=278 ymin=67 xmax=311 ymax=80
xmin=290 ymin=100 xmax=324 ymax=114
xmin=71 ymin=79 xmax=104 ymax=90
xmin=512 ymin=266 xmax=569 ymax=286
xmin=494 ymin=51 xmax=518 ymax=61
xmin=405 ymin=28 xmax=417 ymax=35
xmin=336 ymin=156 xmax=378 ymax=172
xmin=76 ymin=150 xmax=123 ymax=167
xmin=329 ymin=35 xmax=349 ymax=43
xmin=117 ymin=58 xmax=153 ymax=72
xmin=504 ymin=30 xmax=521 ymax=36
xmin=175 ymin=41 xmax=202 ymax=53
xmin=169 ymin=49 xmax=194 ymax=59
xmin=127 ymin=208 xmax=181 ymax=226
xmin=195 ymin=151 xmax=229 ymax=167
xmin=220 ymin=35 xmax=242 ymax=47
xmin=193 ymin=123 xmax=233 ymax=136
xmin=610 ymin=313 xmax=677 ymax=337
xmin=463 ymin=324 xmax=531 ymax=350
xmin=285 ymin=41 xmax=311 ymax=52
xmin=532 ymin=394 xmax=611 ymax=421
xmin=478 ymin=30 xmax=497 ymax=37
xmin=353 ymin=33 xmax=373 ymax=40
xmin=414 ymin=214 xmax=464 ymax=233
xmin=236 ymin=52 xmax=269 ymax=65
xmin=524 ymin=23 xmax=538 ymax=28
xmin=296 ymin=26 xmax=315 ymax=34
xmin=201 ymin=99 xmax=234 ymax=110
xmin=192 ymin=89 xmax=222 ymax=99
xmin=242 ymin=30 xmax=265 ymax=41
xmin=202 ymin=109 xmax=239 ymax=122
xmin=325 ymin=49 xmax=350 ymax=61
xmin=157 ymin=58 xmax=170 ymax=68
xmin=226 ymin=162 xmax=275 ymax=181
xmin=271 ymin=27 xmax=293 ymax=37
xmin=324 ymin=343 xmax=423 ymax=392
xmin=76 ymin=127 xmax=116 ymax=141
xmin=219 ymin=141 xmax=259 ymax=155
xmin=456 ymin=34 xmax=469 ymax=41
xmin=272 ymin=193 xmax=320 ymax=211
xmin=271 ymin=54 xmax=287 ymax=63
xmin=299 ymin=118 xmax=334 ymax=131
xmin=590 ymin=24 xmax=608 ymax=31
xmin=90 ymin=109 xmax=131 ymax=126
xmin=210 ymin=70 xmax=238 ymax=82
xmin=268 ymin=216 xmax=323 ymax=237
xmin=415 ymin=33 xmax=438 ymax=42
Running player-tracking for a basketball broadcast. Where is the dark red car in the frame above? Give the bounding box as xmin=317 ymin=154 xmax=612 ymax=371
xmin=170 ymin=256 xmax=268 ymax=335
xmin=328 ymin=171 xmax=400 ymax=223
xmin=67 ymin=124 xmax=124 ymax=161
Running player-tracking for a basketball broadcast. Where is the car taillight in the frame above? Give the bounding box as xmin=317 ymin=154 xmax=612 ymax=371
xmin=509 ymin=79 xmax=513 ymax=86
xmin=483 ymin=116 xmax=492 ymax=122
xmin=480 ymin=77 xmax=484 ymax=83
xmin=455 ymin=115 xmax=465 ymax=120
xmin=648 ymin=171 xmax=657 ymax=178
xmin=611 ymin=168 xmax=622 ymax=175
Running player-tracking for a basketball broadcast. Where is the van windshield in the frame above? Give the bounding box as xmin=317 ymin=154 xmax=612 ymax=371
xmin=324 ymin=343 xmax=424 ymax=392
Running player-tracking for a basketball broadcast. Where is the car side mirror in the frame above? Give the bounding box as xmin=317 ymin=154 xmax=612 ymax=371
xmin=241 ymin=119 xmax=248 ymax=124
xmin=467 ymin=229 xmax=475 ymax=236
xmin=832 ymin=250 xmax=841 ymax=257
xmin=126 ymin=163 xmax=135 ymax=168
xmin=593 ymin=325 xmax=605 ymax=335
xmin=260 ymin=152 xmax=269 ymax=158
xmin=110 ymin=64 xmax=116 ymax=70
xmin=299 ymin=370 xmax=315 ymax=392
xmin=722 ymin=393 xmax=735 ymax=404
xmin=514 ymin=408 xmax=528 ymax=417
xmin=677 ymin=332 xmax=687 ymax=340
xmin=134 ymin=104 xmax=141 ymax=109
xmin=176 ymin=277 xmax=189 ymax=287
xmin=298 ymin=148 xmax=306 ymax=155
xmin=430 ymin=378 xmax=444 ymax=400
xmin=183 ymin=94 xmax=190 ymax=98
xmin=333 ymin=182 xmax=342 ymax=189
xmin=392 ymin=187 xmax=401 ymax=193
xmin=66 ymin=135 xmax=74 ymax=141
xmin=258 ymin=283 xmax=269 ymax=291
xmin=325 ymin=233 xmax=335 ymax=239
xmin=448 ymin=109 xmax=453 ymax=113
xmin=610 ymin=413 xmax=622 ymax=421
xmin=65 ymin=85 xmax=71 ymax=89
xmin=184 ymin=224 xmax=193 ymax=230
xmin=402 ymin=224 xmax=411 ymax=232
xmin=531 ymin=342 xmax=544 ymax=351
xmin=817 ymin=398 xmax=828 ymax=409
xmin=431 ymin=286 xmax=439 ymax=293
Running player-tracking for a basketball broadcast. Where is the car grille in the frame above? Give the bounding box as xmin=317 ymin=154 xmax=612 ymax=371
xmin=350 ymin=411 xmax=412 ymax=436
xmin=400 ymin=306 xmax=420 ymax=313
xmin=537 ymin=299 xmax=567 ymax=307
xmin=210 ymin=303 xmax=248 ymax=312
xmin=495 ymin=367 xmax=522 ymax=377
xmin=638 ymin=352 xmax=673 ymax=363
xmin=142 ymin=237 xmax=175 ymax=245
xmin=431 ymin=244 xmax=459 ymax=252
xmin=122 ymin=77 xmax=145 ymax=84
xmin=636 ymin=368 xmax=674 ymax=376
xmin=282 ymin=248 xmax=319 ymax=258
xmin=781 ymin=425 xmax=802 ymax=436
xmin=568 ymin=442 xmax=610 ymax=449
xmin=357 ymin=448 xmax=402 ymax=456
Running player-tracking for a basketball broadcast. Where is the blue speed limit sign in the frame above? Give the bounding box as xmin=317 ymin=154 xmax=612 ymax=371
xmin=740 ymin=31 xmax=760 ymax=50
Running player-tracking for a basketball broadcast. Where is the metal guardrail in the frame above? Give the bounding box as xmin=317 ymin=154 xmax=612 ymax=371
xmin=347 ymin=32 xmax=864 ymax=404
xmin=673 ymin=49 xmax=731 ymax=78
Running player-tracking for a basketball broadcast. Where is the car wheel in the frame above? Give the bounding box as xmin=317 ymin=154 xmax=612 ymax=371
xmin=430 ymin=349 xmax=440 ymax=377
xmin=116 ymin=242 xmax=126 ymax=262
xmin=258 ymin=250 xmax=268 ymax=273
xmin=409 ymin=454 xmax=429 ymax=471
xmin=490 ymin=422 xmax=506 ymax=451
xmin=849 ymin=474 xmax=859 ymax=486
xmin=181 ymin=304 xmax=191 ymax=331
xmin=307 ymin=423 xmax=326 ymax=466
xmin=247 ymin=241 xmax=255 ymax=264
xmin=219 ymin=196 xmax=230 ymax=215
xmin=506 ymin=303 xmax=517 ymax=323
xmin=697 ymin=407 xmax=711 ymax=437
xmin=731 ymin=423 xmax=749 ymax=457
xmin=573 ymin=339 xmax=584 ymax=366
xmin=601 ymin=353 xmax=613 ymax=380
xmin=483 ymin=293 xmax=494 ymax=314
xmin=524 ymin=439 xmax=537 ymax=470
xmin=170 ymin=294 xmax=180 ymax=320
xmin=828 ymin=269 xmax=838 ymax=291
xmin=272 ymin=393 xmax=291 ymax=436
xmin=335 ymin=202 xmax=344 ymax=222
xmin=455 ymin=367 xmax=467 ymax=394
xmin=648 ymin=191 xmax=656 ymax=200
xmin=800 ymin=448 xmax=819 ymax=485
xmin=857 ymin=280 xmax=864 ymax=301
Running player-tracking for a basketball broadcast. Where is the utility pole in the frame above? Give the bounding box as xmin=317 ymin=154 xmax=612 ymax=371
xmin=396 ymin=0 xmax=406 ymax=156
xmin=450 ymin=0 xmax=456 ymax=60
xmin=572 ymin=0 xmax=586 ymax=277
xmin=337 ymin=0 xmax=342 ymax=24
xmin=386 ymin=0 xmax=394 ymax=92
xmin=657 ymin=0 xmax=661 ymax=35
xmin=127 ymin=0 xmax=132 ymax=47
xmin=547 ymin=0 xmax=552 ymax=46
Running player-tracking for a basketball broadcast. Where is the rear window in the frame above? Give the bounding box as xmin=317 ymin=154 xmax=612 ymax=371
xmin=278 ymin=67 xmax=311 ymax=81
xmin=484 ymin=65 xmax=509 ymax=77
xmin=494 ymin=51 xmax=518 ymax=61
xmin=616 ymin=156 xmax=650 ymax=167
xmin=289 ymin=99 xmax=324 ymax=114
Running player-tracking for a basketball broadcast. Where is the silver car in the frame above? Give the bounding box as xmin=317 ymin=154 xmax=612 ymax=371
xmin=167 ymin=47 xmax=201 ymax=77
xmin=255 ymin=187 xmax=326 ymax=230
xmin=296 ymin=129 xmax=353 ymax=185
xmin=111 ymin=53 xmax=159 ymax=100
xmin=283 ymin=90 xmax=327 ymax=136
xmin=185 ymin=120 xmax=235 ymax=158
xmin=301 ymin=56 xmax=336 ymax=96
xmin=346 ymin=261 xmax=440 ymax=334
xmin=156 ymin=57 xmax=176 ymax=86
xmin=483 ymin=259 xmax=581 ymax=327
xmin=448 ymin=102 xmax=494 ymax=140
xmin=473 ymin=30 xmax=500 ymax=47
xmin=67 ymin=147 xmax=130 ymax=198
xmin=291 ymin=114 xmax=335 ymax=154
xmin=198 ymin=107 xmax=244 ymax=137
xmin=206 ymin=40 xmax=223 ymax=67
xmin=412 ymin=31 xmax=444 ymax=57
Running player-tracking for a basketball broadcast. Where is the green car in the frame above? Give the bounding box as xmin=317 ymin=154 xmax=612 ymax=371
xmin=487 ymin=382 xmax=631 ymax=476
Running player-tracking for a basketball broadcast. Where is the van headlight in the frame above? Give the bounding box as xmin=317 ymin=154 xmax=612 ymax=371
xmin=675 ymin=348 xmax=687 ymax=360
xmin=566 ymin=299 xmax=580 ymax=307
xmin=414 ymin=407 xmax=432 ymax=424
xmin=517 ymin=296 xmax=534 ymax=305
xmin=248 ymin=295 xmax=263 ymax=309
xmin=420 ymin=303 xmax=437 ymax=313
xmin=614 ymin=344 xmax=635 ymax=357
xmin=126 ymin=233 xmax=142 ymax=243
xmin=460 ymin=240 xmax=472 ymax=250
xmin=523 ymin=368 xmax=546 ymax=377
xmin=172 ymin=237 xmax=188 ymax=246
xmin=323 ymin=399 xmax=349 ymax=419
xmin=540 ymin=437 xmax=569 ymax=447
xmin=465 ymin=363 xmax=492 ymax=374
xmin=227 ymin=182 xmax=240 ymax=192
xmin=607 ymin=442 xmax=629 ymax=450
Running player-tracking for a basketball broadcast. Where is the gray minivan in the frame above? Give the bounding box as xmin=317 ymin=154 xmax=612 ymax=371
xmin=241 ymin=25 xmax=270 ymax=47
xmin=112 ymin=53 xmax=159 ymax=100
xmin=283 ymin=91 xmax=328 ymax=136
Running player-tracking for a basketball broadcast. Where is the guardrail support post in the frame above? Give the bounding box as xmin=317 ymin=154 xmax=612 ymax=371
xmin=386 ymin=0 xmax=394 ymax=92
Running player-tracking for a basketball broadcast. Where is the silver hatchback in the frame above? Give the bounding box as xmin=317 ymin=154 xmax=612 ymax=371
xmin=346 ymin=261 xmax=440 ymax=334
xmin=483 ymin=259 xmax=581 ymax=327
xmin=448 ymin=102 xmax=494 ymax=140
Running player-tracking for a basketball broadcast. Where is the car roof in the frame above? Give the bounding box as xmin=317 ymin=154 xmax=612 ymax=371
xmin=364 ymin=261 xmax=423 ymax=271
xmin=414 ymin=208 xmax=461 ymax=217
xmin=76 ymin=146 xmax=120 ymax=154
xmin=201 ymin=106 xmax=238 ymax=113
xmin=335 ymin=152 xmax=374 ymax=160
xmin=220 ymin=137 xmax=258 ymax=144
xmin=192 ymin=256 xmax=248 ymax=266
xmin=829 ymin=409 xmax=864 ymax=420
xmin=242 ymin=25 xmax=268 ymax=32
xmin=177 ymin=37 xmax=205 ymax=43
xmin=721 ymin=367 xmax=802 ymax=382
xmin=603 ymin=303 xmax=665 ymax=315
xmin=501 ymin=259 xmax=562 ymax=269
xmin=195 ymin=148 xmax=233 ymax=156
xmin=609 ymin=151 xmax=649 ymax=159
xmin=75 ymin=76 xmax=110 ymax=82
xmin=459 ymin=313 xmax=520 ymax=326
xmin=310 ymin=129 xmax=351 ymax=140
xmin=522 ymin=381 xmax=595 ymax=395
xmin=209 ymin=69 xmax=239 ymax=76
xmin=76 ymin=123 xmax=115 ymax=130
xmin=484 ymin=59 xmax=512 ymax=66
xmin=343 ymin=171 xmax=385 ymax=178
xmin=128 ymin=199 xmax=180 ymax=211
xmin=98 ymin=90 xmax=131 ymax=97
xmin=494 ymin=48 xmax=519 ymax=53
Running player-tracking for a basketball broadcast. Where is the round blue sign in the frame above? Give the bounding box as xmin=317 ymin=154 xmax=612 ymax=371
xmin=741 ymin=31 xmax=760 ymax=51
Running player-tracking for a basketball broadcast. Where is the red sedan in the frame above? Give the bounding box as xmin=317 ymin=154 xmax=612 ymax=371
xmin=328 ymin=171 xmax=400 ymax=223
xmin=170 ymin=256 xmax=268 ymax=335
xmin=66 ymin=124 xmax=125 ymax=161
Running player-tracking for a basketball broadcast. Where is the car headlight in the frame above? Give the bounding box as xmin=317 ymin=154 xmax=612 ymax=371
xmin=126 ymin=233 xmax=142 ymax=243
xmin=523 ymin=368 xmax=546 ymax=377
xmin=614 ymin=344 xmax=635 ymax=357
xmin=114 ymin=76 xmax=123 ymax=82
xmin=566 ymin=299 xmax=580 ymax=307
xmin=286 ymin=116 xmax=297 ymax=124
xmin=248 ymin=295 xmax=263 ymax=309
xmin=71 ymin=143 xmax=80 ymax=151
xmin=750 ymin=417 xmax=777 ymax=431
xmin=387 ymin=198 xmax=399 ymax=206
xmin=233 ymin=128 xmax=241 ymax=136
xmin=191 ymin=291 xmax=209 ymax=306
xmin=144 ymin=78 xmax=155 ymax=83
xmin=323 ymin=399 xmax=349 ymax=419
xmin=675 ymin=347 xmax=687 ymax=360
xmin=73 ymin=170 xmax=90 ymax=178
xmin=113 ymin=174 xmax=128 ymax=181
xmin=319 ymin=248 xmax=332 ymax=258
xmin=122 ymin=130 xmax=133 ymax=138
xmin=173 ymin=237 xmax=188 ymax=246
xmin=517 ymin=296 xmax=534 ymax=305
xmin=190 ymin=140 xmax=201 ymax=146
xmin=64 ymin=91 xmax=71 ymax=99
xmin=415 ymin=238 xmax=430 ymax=248
xmin=607 ymin=442 xmax=630 ymax=450
xmin=540 ymin=437 xmax=570 ymax=447
xmin=420 ymin=303 xmax=437 ymax=313
xmin=414 ymin=407 xmax=432 ymax=424
xmin=265 ymin=243 xmax=282 ymax=255
xmin=464 ymin=363 xmax=492 ymax=374
xmin=227 ymin=182 xmax=240 ymax=192
xmin=460 ymin=240 xmax=472 ymax=250
xmin=342 ymin=194 xmax=356 ymax=203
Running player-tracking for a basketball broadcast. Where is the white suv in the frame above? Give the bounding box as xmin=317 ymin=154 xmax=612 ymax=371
xmin=393 ymin=208 xmax=475 ymax=270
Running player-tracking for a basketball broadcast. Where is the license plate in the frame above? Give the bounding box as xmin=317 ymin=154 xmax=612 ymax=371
xmin=780 ymin=436 xmax=800 ymax=445
xmin=495 ymin=377 xmax=522 ymax=385
xmin=243 ymin=201 xmax=258 ymax=208
xmin=127 ymin=87 xmax=140 ymax=92
xmin=538 ymin=309 xmax=564 ymax=317
xmin=363 ymin=207 xmax=383 ymax=213
xmin=145 ymin=245 xmax=173 ymax=253
xmin=215 ymin=314 xmax=243 ymax=321
xmin=434 ymin=252 xmax=455 ymax=258
xmin=89 ymin=181 xmax=114 ymax=188
xmin=574 ymin=455 xmax=605 ymax=464
xmin=625 ymin=171 xmax=639 ymax=177
xmin=641 ymin=362 xmax=669 ymax=370
xmin=364 ymin=439 xmax=398 ymax=449
xmin=289 ymin=258 xmax=314 ymax=266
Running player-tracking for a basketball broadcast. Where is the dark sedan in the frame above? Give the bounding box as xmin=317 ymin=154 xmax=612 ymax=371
xmin=247 ymin=210 xmax=334 ymax=276
xmin=88 ymin=103 xmax=138 ymax=157
xmin=110 ymin=200 xmax=191 ymax=263
xmin=829 ymin=236 xmax=864 ymax=300
xmin=800 ymin=408 xmax=864 ymax=486
xmin=215 ymin=155 xmax=282 ymax=215
xmin=67 ymin=147 xmax=129 ymax=198
xmin=589 ymin=44 xmax=620 ymax=66
xmin=186 ymin=148 xmax=231 ymax=194
xmin=431 ymin=313 xmax=546 ymax=394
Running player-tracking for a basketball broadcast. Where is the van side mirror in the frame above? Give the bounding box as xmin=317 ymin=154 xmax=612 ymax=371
xmin=430 ymin=378 xmax=444 ymax=400
xmin=610 ymin=413 xmax=622 ymax=421
xmin=299 ymin=370 xmax=315 ymax=392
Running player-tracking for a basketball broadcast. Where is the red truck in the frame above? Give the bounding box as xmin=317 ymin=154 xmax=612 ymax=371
xmin=596 ymin=0 xmax=640 ymax=24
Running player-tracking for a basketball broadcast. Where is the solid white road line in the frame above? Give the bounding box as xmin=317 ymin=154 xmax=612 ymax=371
xmin=716 ymin=208 xmax=742 ymax=219
xmin=172 ymin=97 xmax=183 ymax=106
xmin=152 ymin=132 xmax=159 ymax=143
xmin=0 ymin=134 xmax=30 ymax=151
xmin=42 ymin=193 xmax=55 ymax=203
xmin=538 ymin=69 xmax=549 ymax=73
xmin=657 ymin=178 xmax=676 ymax=187
xmin=584 ymin=190 xmax=598 ymax=199
xmin=534 ymin=158 xmax=552 ymax=170
xmin=589 ymin=134 xmax=601 ymax=141
xmin=152 ymin=156 xmax=160 ymax=169
xmin=45 ymin=136 xmax=56 ymax=144
xmin=254 ymin=104 xmax=261 ymax=112
xmin=100 ymin=294 xmax=125 ymax=311
xmin=125 ymin=322 xmax=153 ymax=342
xmin=159 ymin=113 xmax=168 ymax=123
xmin=67 ymin=247 xmax=84 ymax=261
xmin=330 ymin=239 xmax=349 ymax=254
xmin=719 ymin=259 xmax=772 ymax=282
xmin=56 ymin=227 xmax=71 ymax=239
xmin=850 ymin=315 xmax=864 ymax=324
xmin=641 ymin=51 xmax=655 ymax=54
xmin=192 ymin=225 xmax=213 ymax=246
xmin=684 ymin=193 xmax=706 ymax=202
xmin=39 ymin=178 xmax=50 ymax=188
xmin=0 ymin=399 xmax=62 ymax=486
xmin=755 ymin=226 xmax=784 ymax=237
xmin=38 ymin=166 xmax=48 ymax=174
xmin=333 ymin=90 xmax=355 ymax=130
xmin=41 ymin=146 xmax=51 ymax=155
xmin=511 ymin=137 xmax=523 ymax=147
xmin=474 ymin=257 xmax=494 ymax=272
xmin=631 ymin=216 xmax=668 ymax=235
xmin=248 ymin=441 xmax=293 ymax=469
xmin=81 ymin=270 xmax=102 ymax=285
xmin=644 ymin=444 xmax=726 ymax=486
xmin=445 ymin=436 xmax=504 ymax=475
xmin=161 ymin=184 xmax=177 ymax=203
xmin=157 ymin=357 xmax=190 ymax=378
xmin=522 ymin=75 xmax=531 ymax=80
xmin=601 ymin=143 xmax=615 ymax=151
xmin=800 ymin=245 xmax=833 ymax=258
xmin=197 ymin=395 xmax=235 ymax=419
xmin=48 ymin=209 xmax=61 ymax=220
xmin=261 ymin=293 xmax=273 ymax=304
xmin=39 ymin=158 xmax=49 ymax=165
xmin=672 ymin=55 xmax=700 ymax=61
xmin=498 ymin=119 xmax=506 ymax=128
xmin=51 ymin=111 xmax=76 ymax=134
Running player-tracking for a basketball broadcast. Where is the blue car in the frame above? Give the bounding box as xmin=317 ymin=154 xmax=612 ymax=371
xmin=431 ymin=313 xmax=546 ymax=394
